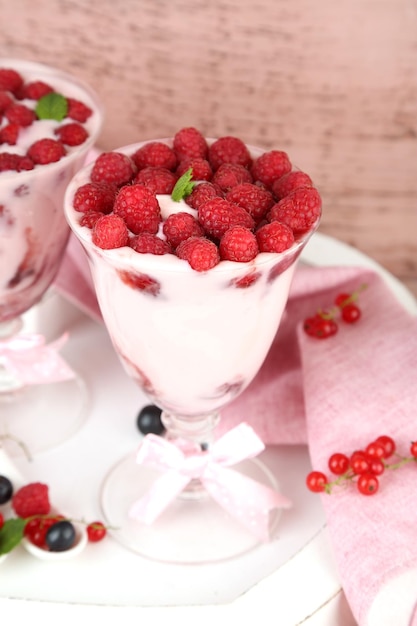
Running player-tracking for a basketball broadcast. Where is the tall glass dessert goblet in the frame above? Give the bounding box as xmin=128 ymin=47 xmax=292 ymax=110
xmin=0 ymin=59 xmax=103 ymax=455
xmin=64 ymin=134 xmax=321 ymax=563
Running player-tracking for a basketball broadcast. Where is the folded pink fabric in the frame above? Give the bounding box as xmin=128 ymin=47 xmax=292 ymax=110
xmin=53 ymin=249 xmax=417 ymax=625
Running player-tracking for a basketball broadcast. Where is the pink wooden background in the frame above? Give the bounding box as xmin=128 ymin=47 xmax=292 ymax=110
xmin=1 ymin=0 xmax=416 ymax=297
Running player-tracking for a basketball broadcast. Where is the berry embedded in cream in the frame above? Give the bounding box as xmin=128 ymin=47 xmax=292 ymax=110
xmin=0 ymin=59 xmax=102 ymax=323
xmin=64 ymin=130 xmax=321 ymax=415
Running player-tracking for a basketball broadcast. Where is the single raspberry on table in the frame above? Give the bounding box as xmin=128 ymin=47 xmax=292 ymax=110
xmin=27 ymin=138 xmax=66 ymax=164
xmin=0 ymin=68 xmax=23 ymax=94
xmin=73 ymin=181 xmax=116 ymax=214
xmin=219 ymin=226 xmax=259 ymax=262
xmin=133 ymin=166 xmax=178 ymax=195
xmin=0 ymin=122 xmax=20 ymax=145
xmin=66 ymin=97 xmax=93 ymax=123
xmin=208 ymin=136 xmax=252 ymax=171
xmin=113 ymin=184 xmax=162 ymax=235
xmin=256 ymin=221 xmax=295 ymax=253
xmin=12 ymin=482 xmax=51 ymax=518
xmin=251 ymin=150 xmax=292 ymax=189
xmin=177 ymin=157 xmax=212 ymax=181
xmin=212 ymin=163 xmax=253 ymax=192
xmin=173 ymin=127 xmax=208 ymax=160
xmin=198 ymin=197 xmax=255 ymax=239
xmin=185 ymin=181 xmax=223 ymax=210
xmin=130 ymin=233 xmax=172 ymax=255
xmin=92 ymin=213 xmax=129 ymax=249
xmin=163 ymin=211 xmax=204 ymax=249
xmin=90 ymin=152 xmax=136 ymax=186
xmin=268 ymin=187 xmax=321 ymax=233
xmin=272 ymin=170 xmax=313 ymax=199
xmin=132 ymin=141 xmax=177 ymax=171
xmin=17 ymin=80 xmax=53 ymax=100
xmin=176 ymin=236 xmax=220 ymax=271
xmin=226 ymin=182 xmax=274 ymax=222
xmin=54 ymin=122 xmax=89 ymax=146
xmin=5 ymin=103 xmax=36 ymax=127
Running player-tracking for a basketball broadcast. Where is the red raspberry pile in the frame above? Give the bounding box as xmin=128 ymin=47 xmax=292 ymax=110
xmin=306 ymin=436 xmax=417 ymax=496
xmin=0 ymin=65 xmax=93 ymax=172
xmin=73 ymin=127 xmax=321 ymax=272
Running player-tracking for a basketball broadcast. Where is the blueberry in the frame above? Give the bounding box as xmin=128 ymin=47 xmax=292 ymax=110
xmin=45 ymin=520 xmax=76 ymax=552
xmin=136 ymin=404 xmax=165 ymax=436
xmin=0 ymin=475 xmax=13 ymax=504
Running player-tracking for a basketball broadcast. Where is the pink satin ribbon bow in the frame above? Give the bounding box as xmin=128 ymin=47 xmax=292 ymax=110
xmin=0 ymin=333 xmax=76 ymax=385
xmin=129 ymin=422 xmax=292 ymax=541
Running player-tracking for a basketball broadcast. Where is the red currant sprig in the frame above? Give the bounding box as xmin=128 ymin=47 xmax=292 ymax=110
xmin=306 ymin=436 xmax=417 ymax=496
xmin=303 ymin=284 xmax=367 ymax=339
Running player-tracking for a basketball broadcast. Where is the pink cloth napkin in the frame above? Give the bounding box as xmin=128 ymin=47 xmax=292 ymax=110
xmin=54 ymin=245 xmax=417 ymax=625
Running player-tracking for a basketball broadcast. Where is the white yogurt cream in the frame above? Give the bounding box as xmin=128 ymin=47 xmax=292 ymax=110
xmin=65 ymin=140 xmax=317 ymax=417
xmin=0 ymin=59 xmax=103 ymax=323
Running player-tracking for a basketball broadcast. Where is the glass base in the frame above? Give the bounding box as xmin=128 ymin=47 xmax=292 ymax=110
xmin=0 ymin=376 xmax=89 ymax=457
xmin=100 ymin=451 xmax=282 ymax=565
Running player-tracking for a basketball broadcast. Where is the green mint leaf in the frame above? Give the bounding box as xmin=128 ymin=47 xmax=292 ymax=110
xmin=171 ymin=168 xmax=195 ymax=202
xmin=35 ymin=93 xmax=68 ymax=121
xmin=0 ymin=518 xmax=26 ymax=555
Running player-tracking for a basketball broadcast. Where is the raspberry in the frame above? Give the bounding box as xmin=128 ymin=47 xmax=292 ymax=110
xmin=18 ymin=80 xmax=53 ymax=100
xmin=12 ymin=482 xmax=50 ymax=518
xmin=54 ymin=122 xmax=89 ymax=146
xmin=118 ymin=270 xmax=161 ymax=296
xmin=268 ymin=187 xmax=322 ymax=233
xmin=272 ymin=170 xmax=313 ymax=199
xmin=0 ymin=68 xmax=23 ymax=94
xmin=66 ymin=97 xmax=93 ymax=123
xmin=256 ymin=221 xmax=295 ymax=253
xmin=163 ymin=211 xmax=204 ymax=248
xmin=185 ymin=181 xmax=223 ymax=210
xmin=27 ymin=138 xmax=66 ymax=164
xmin=90 ymin=152 xmax=136 ymax=186
xmin=0 ymin=122 xmax=20 ymax=145
xmin=173 ymin=127 xmax=208 ymax=160
xmin=212 ymin=163 xmax=253 ymax=192
xmin=0 ymin=90 xmax=13 ymax=113
xmin=92 ymin=213 xmax=129 ymax=249
xmin=73 ymin=182 xmax=116 ymax=214
xmin=113 ymin=184 xmax=161 ymax=234
xmin=219 ymin=226 xmax=259 ymax=262
xmin=132 ymin=142 xmax=177 ymax=171
xmin=130 ymin=233 xmax=172 ymax=255
xmin=177 ymin=157 xmax=212 ymax=181
xmin=251 ymin=150 xmax=292 ymax=189
xmin=79 ymin=211 xmax=104 ymax=229
xmin=198 ymin=197 xmax=254 ymax=239
xmin=0 ymin=153 xmax=34 ymax=172
xmin=208 ymin=136 xmax=252 ymax=171
xmin=226 ymin=182 xmax=274 ymax=222
xmin=5 ymin=103 xmax=36 ymax=127
xmin=176 ymin=236 xmax=220 ymax=271
xmin=133 ymin=166 xmax=178 ymax=194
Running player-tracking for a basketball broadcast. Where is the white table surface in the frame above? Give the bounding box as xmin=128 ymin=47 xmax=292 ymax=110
xmin=2 ymin=233 xmax=415 ymax=625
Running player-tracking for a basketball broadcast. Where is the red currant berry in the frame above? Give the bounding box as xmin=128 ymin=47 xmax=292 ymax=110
xmin=375 ymin=435 xmax=396 ymax=458
xmin=357 ymin=473 xmax=379 ymax=495
xmin=0 ymin=512 xmax=4 ymax=530
xmin=87 ymin=521 xmax=107 ymax=542
xmin=341 ymin=303 xmax=361 ymax=324
xmin=350 ymin=451 xmax=371 ymax=475
xmin=328 ymin=452 xmax=349 ymax=475
xmin=410 ymin=441 xmax=417 ymax=458
xmin=306 ymin=471 xmax=328 ymax=493
xmin=304 ymin=315 xmax=338 ymax=339
xmin=365 ymin=441 xmax=386 ymax=459
xmin=303 ymin=315 xmax=322 ymax=337
xmin=368 ymin=457 xmax=385 ymax=476
xmin=334 ymin=292 xmax=351 ymax=308
xmin=24 ymin=516 xmax=56 ymax=547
